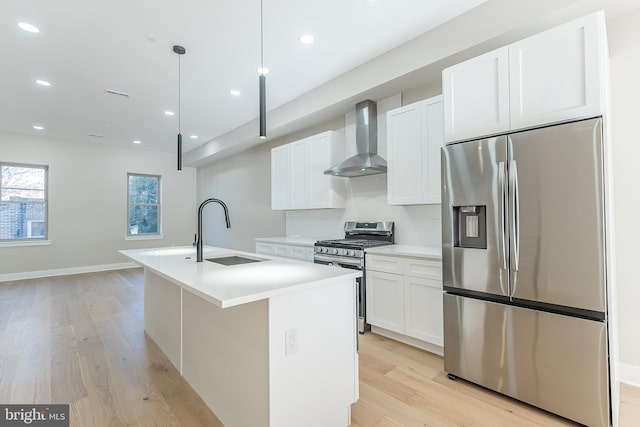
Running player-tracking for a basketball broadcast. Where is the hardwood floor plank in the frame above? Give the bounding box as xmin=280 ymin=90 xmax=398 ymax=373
xmin=50 ymin=325 xmax=88 ymax=402
xmin=78 ymin=350 xmax=137 ymax=426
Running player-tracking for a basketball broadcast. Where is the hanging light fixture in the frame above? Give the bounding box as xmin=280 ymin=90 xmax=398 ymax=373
xmin=259 ymin=0 xmax=267 ymax=139
xmin=173 ymin=45 xmax=186 ymax=170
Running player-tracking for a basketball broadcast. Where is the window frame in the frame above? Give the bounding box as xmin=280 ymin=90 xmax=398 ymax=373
xmin=126 ymin=172 xmax=162 ymax=238
xmin=0 ymin=162 xmax=49 ymax=243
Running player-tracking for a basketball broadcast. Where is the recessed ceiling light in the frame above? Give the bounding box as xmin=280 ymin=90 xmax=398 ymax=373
xmin=164 ymin=111 xmax=175 ymax=116
xmin=299 ymin=34 xmax=314 ymax=45
xmin=33 ymin=125 xmax=44 ymax=130
xmin=257 ymin=67 xmax=269 ymax=75
xmin=190 ymin=135 xmax=198 ymax=139
xmin=230 ymin=90 xmax=241 ymax=96
xmin=35 ymin=79 xmax=51 ymax=87
xmin=133 ymin=140 xmax=142 ymax=144
xmin=18 ymin=22 xmax=40 ymax=33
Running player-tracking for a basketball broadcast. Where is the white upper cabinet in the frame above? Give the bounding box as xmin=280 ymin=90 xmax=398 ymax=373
xmin=271 ymin=145 xmax=290 ymax=210
xmin=509 ymin=12 xmax=606 ymax=130
xmin=387 ymin=96 xmax=444 ymax=205
xmin=443 ymin=11 xmax=607 ymax=143
xmin=443 ymin=47 xmax=510 ymax=143
xmin=271 ymin=131 xmax=346 ymax=210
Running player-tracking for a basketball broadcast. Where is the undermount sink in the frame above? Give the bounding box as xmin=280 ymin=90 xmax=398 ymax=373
xmin=205 ymin=255 xmax=266 ymax=266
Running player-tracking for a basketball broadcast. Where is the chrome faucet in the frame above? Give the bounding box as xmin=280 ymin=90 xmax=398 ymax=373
xmin=196 ymin=198 xmax=231 ymax=262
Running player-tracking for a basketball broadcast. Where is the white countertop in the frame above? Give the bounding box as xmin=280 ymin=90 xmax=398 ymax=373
xmin=254 ymin=236 xmax=319 ymax=246
xmin=365 ymin=244 xmax=442 ymax=259
xmin=119 ymin=245 xmax=360 ymax=308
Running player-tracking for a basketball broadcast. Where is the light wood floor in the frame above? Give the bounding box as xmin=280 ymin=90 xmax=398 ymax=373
xmin=0 ymin=268 xmax=638 ymax=427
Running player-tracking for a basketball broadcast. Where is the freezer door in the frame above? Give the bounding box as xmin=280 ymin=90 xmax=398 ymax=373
xmin=508 ymin=118 xmax=606 ymax=313
xmin=444 ymin=294 xmax=609 ymax=427
xmin=441 ymin=136 xmax=509 ymax=297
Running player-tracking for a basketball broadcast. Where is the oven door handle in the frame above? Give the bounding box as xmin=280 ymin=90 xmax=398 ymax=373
xmin=313 ymin=254 xmax=363 ymax=269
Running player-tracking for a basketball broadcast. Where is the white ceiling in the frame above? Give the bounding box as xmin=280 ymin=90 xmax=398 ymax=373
xmin=0 ymin=0 xmax=486 ymax=153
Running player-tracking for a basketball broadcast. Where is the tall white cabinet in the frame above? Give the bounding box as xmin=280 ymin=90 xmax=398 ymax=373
xmin=271 ymin=130 xmax=346 ymax=210
xmin=386 ymin=96 xmax=444 ymax=205
xmin=443 ymin=11 xmax=607 ymax=143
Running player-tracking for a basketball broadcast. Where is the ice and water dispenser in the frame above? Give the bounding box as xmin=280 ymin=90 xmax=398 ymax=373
xmin=453 ymin=206 xmax=487 ymax=249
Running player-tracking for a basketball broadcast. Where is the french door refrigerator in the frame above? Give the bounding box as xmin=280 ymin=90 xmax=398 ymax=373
xmin=441 ymin=117 xmax=612 ymax=427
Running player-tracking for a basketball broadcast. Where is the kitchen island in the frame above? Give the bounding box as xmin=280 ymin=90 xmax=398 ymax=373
xmin=119 ymin=246 xmax=361 ymax=427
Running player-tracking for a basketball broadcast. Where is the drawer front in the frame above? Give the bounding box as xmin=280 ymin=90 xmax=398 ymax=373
xmin=256 ymin=242 xmax=276 ymax=255
xmin=288 ymin=246 xmax=314 ymax=262
xmin=366 ymin=255 xmax=403 ymax=274
xmin=274 ymin=245 xmax=291 ymax=257
xmin=403 ymin=258 xmax=442 ymax=280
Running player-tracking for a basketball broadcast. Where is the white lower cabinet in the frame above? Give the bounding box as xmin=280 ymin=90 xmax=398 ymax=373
xmin=366 ymin=254 xmax=443 ymax=352
xmin=255 ymin=241 xmax=314 ymax=262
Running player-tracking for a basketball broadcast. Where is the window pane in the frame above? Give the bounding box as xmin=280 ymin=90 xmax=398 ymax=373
xmin=128 ymin=175 xmax=158 ymax=204
xmin=128 ymin=205 xmax=158 ymax=235
xmin=1 ymin=188 xmax=45 ymax=202
xmin=1 ymin=166 xmax=46 ymax=202
xmin=0 ymin=202 xmax=47 ymax=239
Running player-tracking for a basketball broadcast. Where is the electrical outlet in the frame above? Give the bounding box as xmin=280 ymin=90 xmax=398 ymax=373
xmin=285 ymin=327 xmax=299 ymax=356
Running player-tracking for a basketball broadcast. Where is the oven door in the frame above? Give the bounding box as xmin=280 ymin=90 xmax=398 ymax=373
xmin=313 ymin=254 xmax=368 ymax=334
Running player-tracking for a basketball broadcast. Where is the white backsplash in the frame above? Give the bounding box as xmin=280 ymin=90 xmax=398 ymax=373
xmin=286 ymin=174 xmax=442 ymax=247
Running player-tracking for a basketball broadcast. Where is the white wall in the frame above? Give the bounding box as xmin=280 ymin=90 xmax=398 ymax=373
xmin=197 ymin=139 xmax=285 ymax=253
xmin=0 ymin=132 xmax=196 ymax=277
xmin=607 ymin=8 xmax=640 ymax=383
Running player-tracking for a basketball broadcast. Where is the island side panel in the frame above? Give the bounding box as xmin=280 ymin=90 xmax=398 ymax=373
xmin=144 ymin=269 xmax=182 ymax=372
xmin=268 ymin=276 xmax=358 ymax=427
xmin=182 ymin=289 xmax=270 ymax=427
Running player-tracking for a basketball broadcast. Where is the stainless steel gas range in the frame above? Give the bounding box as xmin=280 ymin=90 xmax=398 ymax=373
xmin=314 ymin=221 xmax=394 ymax=333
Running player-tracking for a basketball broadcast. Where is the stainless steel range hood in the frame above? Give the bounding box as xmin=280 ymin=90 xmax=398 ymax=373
xmin=324 ymin=100 xmax=387 ymax=177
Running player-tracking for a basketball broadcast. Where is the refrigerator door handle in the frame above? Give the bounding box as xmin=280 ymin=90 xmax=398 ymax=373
xmin=509 ymin=160 xmax=520 ymax=272
xmin=498 ymin=162 xmax=507 ymax=271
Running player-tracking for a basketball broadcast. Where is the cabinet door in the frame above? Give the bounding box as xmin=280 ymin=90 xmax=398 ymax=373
xmin=271 ymin=145 xmax=290 ymax=210
xmin=289 ymin=140 xmax=307 ymax=209
xmin=366 ymin=271 xmax=404 ymax=334
xmin=404 ymin=276 xmax=443 ymax=345
xmin=509 ymin=12 xmax=605 ymax=130
xmin=423 ymin=99 xmax=444 ymax=204
xmin=443 ymin=47 xmax=510 ymax=143
xmin=387 ymin=102 xmax=424 ymax=205
xmin=305 ymin=133 xmax=331 ymax=208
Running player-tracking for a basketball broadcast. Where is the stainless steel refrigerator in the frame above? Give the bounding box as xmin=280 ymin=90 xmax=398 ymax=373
xmin=441 ymin=117 xmax=612 ymax=427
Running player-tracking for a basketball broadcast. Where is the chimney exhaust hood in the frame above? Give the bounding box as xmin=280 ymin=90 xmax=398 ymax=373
xmin=324 ymin=100 xmax=387 ymax=177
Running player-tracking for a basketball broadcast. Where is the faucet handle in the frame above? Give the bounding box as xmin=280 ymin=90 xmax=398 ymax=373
xmin=192 ymin=233 xmax=197 ymax=246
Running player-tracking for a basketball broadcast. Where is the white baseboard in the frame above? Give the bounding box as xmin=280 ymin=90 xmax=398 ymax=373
xmin=370 ymin=326 xmax=443 ymax=356
xmin=618 ymin=362 xmax=640 ymax=388
xmin=0 ymin=262 xmax=139 ymax=282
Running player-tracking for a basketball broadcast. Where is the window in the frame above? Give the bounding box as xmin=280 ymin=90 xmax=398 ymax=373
xmin=0 ymin=163 xmax=48 ymax=241
xmin=127 ymin=173 xmax=161 ymax=236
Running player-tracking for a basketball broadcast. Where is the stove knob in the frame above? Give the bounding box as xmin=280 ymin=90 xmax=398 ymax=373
xmin=321 ymin=247 xmax=328 ymax=253
xmin=339 ymin=249 xmax=347 ymax=256
xmin=329 ymin=248 xmax=338 ymax=255
xmin=348 ymin=250 xmax=356 ymax=256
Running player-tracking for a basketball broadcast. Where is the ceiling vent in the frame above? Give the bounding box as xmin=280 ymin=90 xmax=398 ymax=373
xmin=103 ymin=89 xmax=131 ymax=98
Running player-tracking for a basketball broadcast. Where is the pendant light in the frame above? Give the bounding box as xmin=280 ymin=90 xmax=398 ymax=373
xmin=259 ymin=0 xmax=267 ymax=139
xmin=173 ymin=45 xmax=186 ymax=170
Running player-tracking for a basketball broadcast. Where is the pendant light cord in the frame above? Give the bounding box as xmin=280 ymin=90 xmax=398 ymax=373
xmin=260 ymin=0 xmax=264 ymax=69
xmin=178 ymin=54 xmax=181 ymax=134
